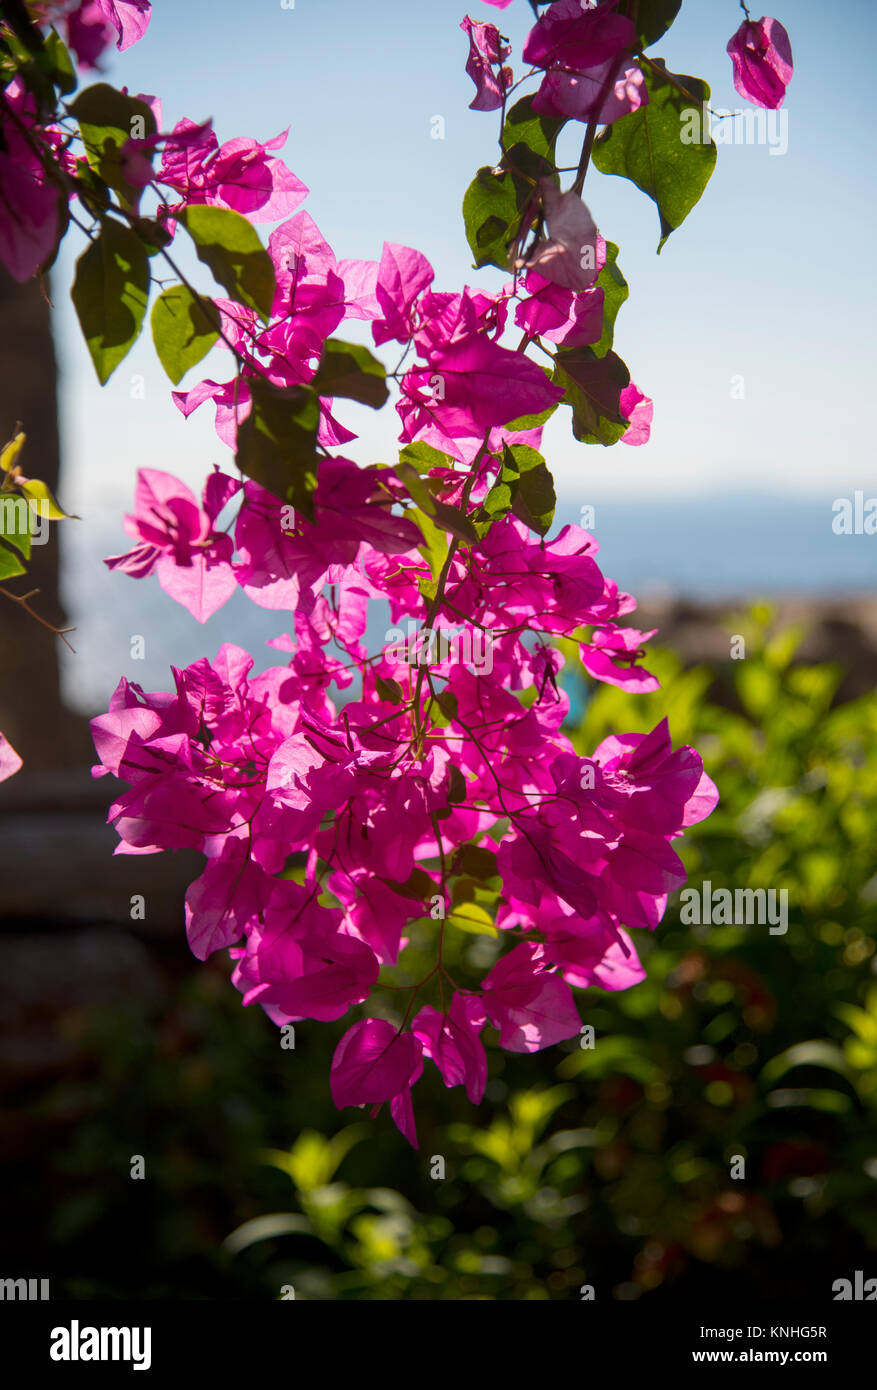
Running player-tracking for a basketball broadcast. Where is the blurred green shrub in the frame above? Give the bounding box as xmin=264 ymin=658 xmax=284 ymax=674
xmin=218 ymin=607 xmax=877 ymax=1298
xmin=13 ymin=608 xmax=877 ymax=1299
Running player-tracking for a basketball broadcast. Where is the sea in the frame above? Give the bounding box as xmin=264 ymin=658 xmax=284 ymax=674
xmin=60 ymin=494 xmax=876 ymax=716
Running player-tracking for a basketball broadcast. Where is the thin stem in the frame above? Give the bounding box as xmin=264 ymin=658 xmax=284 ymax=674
xmin=572 ymin=62 xmax=621 ymax=198
xmin=637 ymin=51 xmax=721 ymax=118
xmin=0 ymin=585 xmax=76 ymax=652
xmin=411 ymin=432 xmax=494 ymax=749
xmin=431 ymin=810 xmax=449 ymax=967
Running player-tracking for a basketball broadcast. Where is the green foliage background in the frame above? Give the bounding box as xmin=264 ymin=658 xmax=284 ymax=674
xmin=8 ymin=609 xmax=877 ymax=1300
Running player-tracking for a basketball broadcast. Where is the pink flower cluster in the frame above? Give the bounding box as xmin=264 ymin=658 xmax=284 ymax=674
xmin=92 ymin=611 xmax=715 ymax=1144
xmin=0 ymin=2 xmax=152 ymax=282
xmin=0 ymin=77 xmax=69 ymax=282
xmin=468 ymin=4 xmax=793 ymax=121
xmin=143 ymin=112 xmax=309 ymax=227
xmin=77 ymin=3 xmax=721 ymax=1147
xmin=95 ymin=461 xmax=717 ymax=1143
xmin=61 ymin=0 xmax=152 ymax=66
xmin=0 ymin=3 xmax=311 ymax=286
xmin=159 ymin=195 xmax=647 ymax=475
xmin=464 ymin=0 xmax=646 ymax=126
xmin=0 ymin=0 xmax=727 ymax=1144
xmin=103 ymin=185 xmax=652 ymax=613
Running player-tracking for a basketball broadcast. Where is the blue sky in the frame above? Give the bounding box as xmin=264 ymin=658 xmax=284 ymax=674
xmin=46 ymin=0 xmax=877 ymax=709
xmin=52 ymin=0 xmax=877 ymax=512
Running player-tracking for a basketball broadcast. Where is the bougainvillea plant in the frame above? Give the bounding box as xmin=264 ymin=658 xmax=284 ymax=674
xmin=0 ymin=0 xmax=792 ymax=1145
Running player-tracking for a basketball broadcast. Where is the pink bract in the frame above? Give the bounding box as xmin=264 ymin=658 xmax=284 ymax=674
xmin=104 ymin=467 xmax=240 ymax=622
xmin=461 ymin=16 xmax=512 ymax=113
xmin=727 ymin=16 xmax=793 ymax=110
xmin=0 ymin=81 xmax=62 ymax=283
xmin=0 ymin=733 xmax=23 ymax=783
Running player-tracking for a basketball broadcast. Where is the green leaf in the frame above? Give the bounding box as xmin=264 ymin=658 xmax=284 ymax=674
xmin=447 ymin=765 xmax=467 ymax=805
xmin=44 ymin=29 xmax=76 ymax=94
xmin=463 ymin=103 xmax=559 ymax=274
xmin=222 ymin=1213 xmax=311 ymax=1256
xmin=480 ymin=443 xmax=556 ymax=537
xmin=0 ymin=432 xmax=26 ymax=475
xmin=69 ymin=83 xmax=157 ymax=205
xmin=736 ymin=661 xmax=779 ymax=719
xmin=498 ymin=97 xmax=566 ymax=235
xmin=18 ymin=477 xmax=77 ymax=520
xmin=264 ymin=1124 xmax=368 ymax=1194
xmin=634 ymin=0 xmax=683 ymax=48
xmin=501 ymin=95 xmax=566 ymax=164
xmin=836 ymin=1003 xmax=877 ymax=1048
xmin=452 ymin=843 xmax=499 ymax=882
xmin=382 ymin=867 xmax=436 ymax=902
xmin=0 ymin=17 xmax=71 ymax=110
xmin=394 ymin=465 xmax=440 ymax=510
xmin=764 ymin=624 xmax=806 ymax=672
xmin=0 ymin=433 xmax=73 ymax=528
xmin=410 ymin=508 xmax=448 ymax=586
xmin=398 ymin=442 xmax=455 ymax=474
xmin=375 ymin=676 xmax=405 ymax=705
xmin=504 ymin=366 xmax=563 ymax=431
xmin=552 ymin=347 xmax=631 ymax=446
xmin=504 ymin=401 xmax=561 ymax=432
xmin=481 ymin=479 xmax=513 ymax=522
xmin=180 ymin=206 xmax=275 ymax=322
xmin=592 ymin=59 xmax=716 ymax=251
xmin=0 ymin=537 xmax=26 ymax=581
xmin=396 ymin=462 xmax=478 ymax=546
xmin=311 ymin=338 xmax=388 ymax=409
xmin=0 ymin=494 xmax=31 ymax=559
xmin=235 ymin=378 xmax=320 ymax=518
xmin=765 ymin=1088 xmax=852 ymax=1114
xmin=504 ymin=443 xmax=556 ymax=537
xmin=131 ymin=216 xmax=174 ymax=255
xmin=431 ymin=498 xmax=479 ymax=546
xmin=592 ymin=241 xmax=629 ymax=357
xmin=71 ymin=159 xmax=111 ymax=221
xmin=71 ymin=217 xmax=150 ymax=384
xmin=433 ymin=690 xmax=458 ymax=723
xmin=451 ymin=876 xmax=481 ymax=905
xmin=463 ymin=165 xmax=522 ymax=272
xmin=760 ymin=1041 xmax=852 ymax=1087
xmin=151 ymin=285 xmax=220 ymax=384
xmin=447 ymin=902 xmax=498 ymax=938
xmin=0 ymin=3 xmax=46 ymax=58
xmin=70 ymin=83 xmax=156 ymax=140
